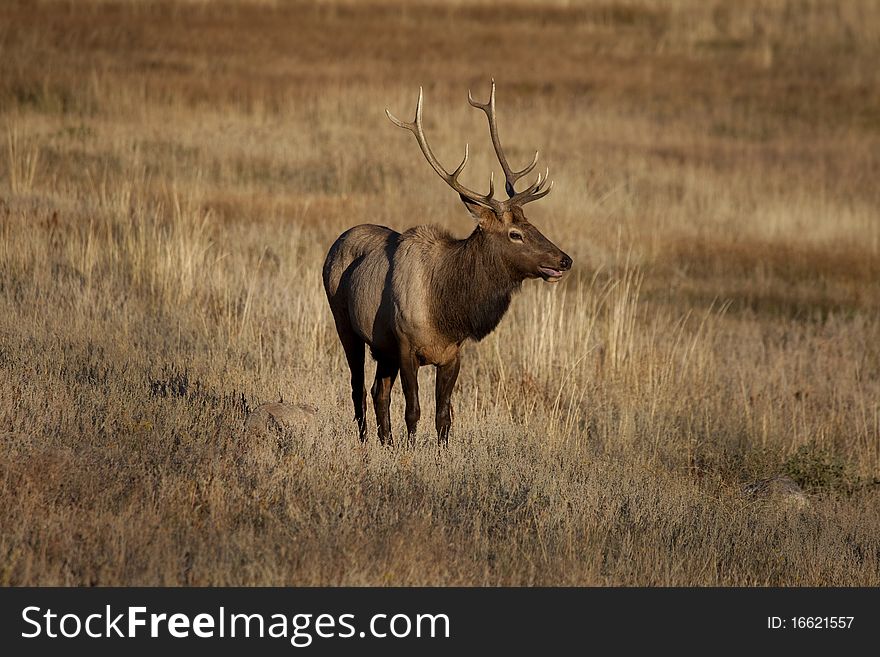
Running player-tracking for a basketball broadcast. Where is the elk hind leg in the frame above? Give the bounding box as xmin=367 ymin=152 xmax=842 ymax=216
xmin=334 ymin=319 xmax=368 ymax=442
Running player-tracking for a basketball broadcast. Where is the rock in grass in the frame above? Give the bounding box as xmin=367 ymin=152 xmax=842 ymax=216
xmin=245 ymin=402 xmax=318 ymax=435
xmin=743 ymin=475 xmax=810 ymax=511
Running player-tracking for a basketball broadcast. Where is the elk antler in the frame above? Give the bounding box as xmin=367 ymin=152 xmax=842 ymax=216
xmin=468 ymin=79 xmax=553 ymax=206
xmin=386 ymin=87 xmax=501 ymax=211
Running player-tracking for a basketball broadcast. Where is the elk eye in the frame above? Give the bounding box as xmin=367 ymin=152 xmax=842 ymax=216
xmin=509 ymin=231 xmax=523 ymax=242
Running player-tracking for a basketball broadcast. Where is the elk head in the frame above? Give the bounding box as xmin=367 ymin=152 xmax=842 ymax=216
xmin=386 ymin=80 xmax=572 ymax=283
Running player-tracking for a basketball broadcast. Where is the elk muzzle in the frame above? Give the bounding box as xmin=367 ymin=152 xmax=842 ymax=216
xmin=538 ymin=253 xmax=572 ymax=283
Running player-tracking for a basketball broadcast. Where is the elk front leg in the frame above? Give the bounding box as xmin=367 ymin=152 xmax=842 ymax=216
xmin=434 ymin=356 xmax=460 ymax=447
xmin=371 ymin=358 xmax=398 ymax=446
xmin=399 ymin=347 xmax=421 ymax=446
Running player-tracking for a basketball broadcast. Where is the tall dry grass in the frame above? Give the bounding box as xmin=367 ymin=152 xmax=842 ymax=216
xmin=0 ymin=0 xmax=878 ymax=585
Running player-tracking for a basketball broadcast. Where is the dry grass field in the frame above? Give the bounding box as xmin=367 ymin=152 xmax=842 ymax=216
xmin=1 ymin=0 xmax=879 ymax=585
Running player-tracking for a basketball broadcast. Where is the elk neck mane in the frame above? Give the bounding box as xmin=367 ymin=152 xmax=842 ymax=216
xmin=425 ymin=225 xmax=522 ymax=343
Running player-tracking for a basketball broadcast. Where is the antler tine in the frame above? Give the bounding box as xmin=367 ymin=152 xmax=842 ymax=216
xmin=507 ymin=170 xmax=554 ymax=206
xmin=468 ymin=79 xmax=540 ymax=199
xmin=386 ymin=87 xmax=499 ymax=209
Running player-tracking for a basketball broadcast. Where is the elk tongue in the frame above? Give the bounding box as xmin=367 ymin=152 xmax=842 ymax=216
xmin=538 ymin=266 xmax=563 ymax=282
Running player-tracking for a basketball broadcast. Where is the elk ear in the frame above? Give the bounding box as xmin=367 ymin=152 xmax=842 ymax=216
xmin=461 ymin=197 xmax=496 ymax=226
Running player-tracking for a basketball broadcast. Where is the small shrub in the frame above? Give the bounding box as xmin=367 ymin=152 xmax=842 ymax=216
xmin=783 ymin=442 xmax=853 ymax=494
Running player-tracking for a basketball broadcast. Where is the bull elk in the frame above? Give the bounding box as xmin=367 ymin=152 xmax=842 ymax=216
xmin=322 ymin=80 xmax=571 ymax=446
